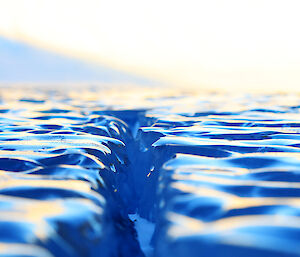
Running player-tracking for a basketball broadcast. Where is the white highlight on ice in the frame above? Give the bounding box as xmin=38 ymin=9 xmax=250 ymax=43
xmin=129 ymin=214 xmax=155 ymax=257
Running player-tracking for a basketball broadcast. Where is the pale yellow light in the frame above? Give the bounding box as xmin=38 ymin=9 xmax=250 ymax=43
xmin=0 ymin=0 xmax=299 ymax=91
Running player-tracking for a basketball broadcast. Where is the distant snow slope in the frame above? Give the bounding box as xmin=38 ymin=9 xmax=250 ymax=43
xmin=0 ymin=37 xmax=153 ymax=84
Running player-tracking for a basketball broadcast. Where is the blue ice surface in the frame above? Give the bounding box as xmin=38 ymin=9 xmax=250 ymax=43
xmin=132 ymin=95 xmax=300 ymax=257
xmin=0 ymin=88 xmax=299 ymax=256
xmin=0 ymin=88 xmax=143 ymax=257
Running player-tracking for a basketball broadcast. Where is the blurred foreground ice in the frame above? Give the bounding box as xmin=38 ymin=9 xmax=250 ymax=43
xmin=0 ymin=86 xmax=299 ymax=256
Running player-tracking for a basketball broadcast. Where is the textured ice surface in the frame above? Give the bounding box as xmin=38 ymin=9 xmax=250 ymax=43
xmin=0 ymin=87 xmax=299 ymax=256
xmin=0 ymin=87 xmax=143 ymax=257
xmin=132 ymin=92 xmax=300 ymax=257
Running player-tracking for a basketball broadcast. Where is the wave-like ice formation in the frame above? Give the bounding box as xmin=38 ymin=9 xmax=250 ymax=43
xmin=0 ymin=87 xmax=299 ymax=256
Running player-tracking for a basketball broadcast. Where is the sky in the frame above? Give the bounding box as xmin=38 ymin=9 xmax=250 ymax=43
xmin=0 ymin=0 xmax=299 ymax=91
